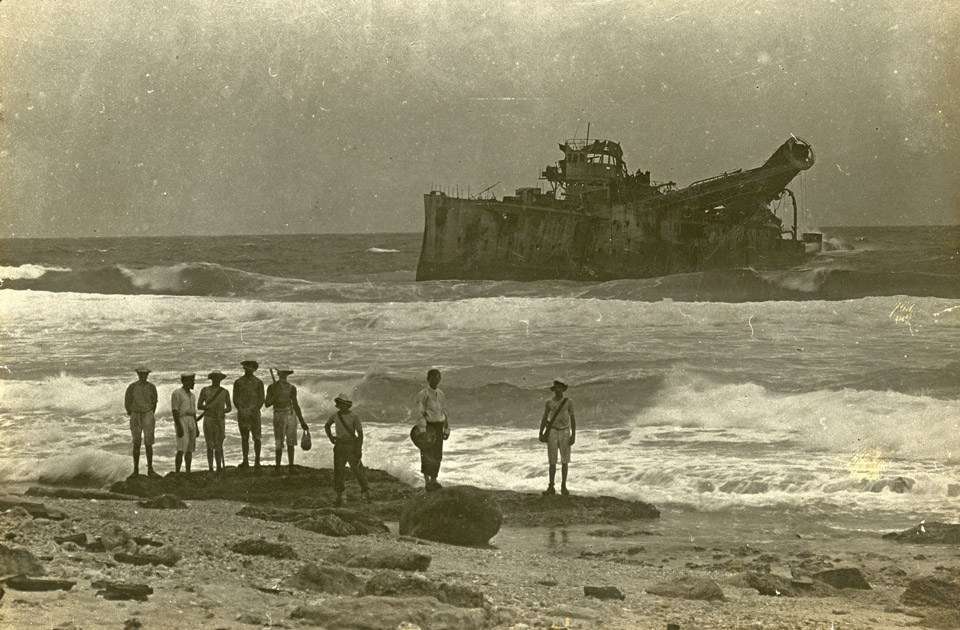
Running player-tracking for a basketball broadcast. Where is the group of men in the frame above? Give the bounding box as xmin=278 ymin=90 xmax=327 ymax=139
xmin=125 ymin=364 xmax=577 ymax=499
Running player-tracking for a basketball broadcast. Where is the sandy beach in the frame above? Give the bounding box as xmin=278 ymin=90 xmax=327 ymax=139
xmin=1 ymin=467 xmax=958 ymax=630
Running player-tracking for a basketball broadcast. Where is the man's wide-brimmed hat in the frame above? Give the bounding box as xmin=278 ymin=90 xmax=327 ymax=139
xmin=240 ymin=359 xmax=259 ymax=369
xmin=135 ymin=366 xmax=151 ymax=374
xmin=180 ymin=372 xmax=195 ymax=380
xmin=276 ymin=368 xmax=294 ymax=376
xmin=550 ymin=379 xmax=568 ymax=391
xmin=334 ymin=393 xmax=353 ymax=405
xmin=208 ymin=370 xmax=226 ymax=380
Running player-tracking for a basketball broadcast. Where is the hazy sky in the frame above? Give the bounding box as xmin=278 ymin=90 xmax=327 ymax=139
xmin=2 ymin=0 xmax=957 ymax=237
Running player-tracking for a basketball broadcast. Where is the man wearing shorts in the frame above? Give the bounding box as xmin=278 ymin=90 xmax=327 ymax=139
xmin=171 ymin=373 xmax=198 ymax=473
xmin=232 ymin=359 xmax=265 ymax=470
xmin=125 ymin=367 xmax=158 ymax=478
xmin=198 ymin=370 xmax=231 ymax=473
xmin=265 ymin=368 xmax=309 ymax=472
xmin=538 ymin=378 xmax=576 ymax=496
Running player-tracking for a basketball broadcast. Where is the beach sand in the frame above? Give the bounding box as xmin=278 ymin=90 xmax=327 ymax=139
xmin=1 ymin=468 xmax=958 ymax=629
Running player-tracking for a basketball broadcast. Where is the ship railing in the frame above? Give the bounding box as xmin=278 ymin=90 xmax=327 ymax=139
xmin=689 ymin=169 xmax=743 ymax=188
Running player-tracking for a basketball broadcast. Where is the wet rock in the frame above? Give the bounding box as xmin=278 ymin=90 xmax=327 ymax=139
xmin=114 ymin=546 xmax=181 ymax=567
xmin=883 ymin=522 xmax=960 ymax=545
xmin=867 ymin=476 xmax=915 ymax=493
xmin=93 ymin=580 xmax=153 ymax=601
xmin=98 ymin=524 xmax=132 ymax=551
xmin=24 ymin=487 xmax=139 ymax=501
xmin=364 ymin=571 xmax=486 ymax=608
xmin=0 ymin=496 xmax=67 ymax=520
xmin=901 ymin=576 xmax=960 ymax=609
xmin=813 ymin=567 xmax=871 ymax=590
xmin=290 ymin=595 xmax=486 ymax=630
xmin=137 ymin=494 xmax=187 ymax=509
xmin=647 ymin=576 xmax=725 ymax=601
xmin=345 ymin=550 xmax=431 ymax=572
xmin=3 ymin=576 xmax=75 ymax=591
xmin=583 ymin=585 xmax=626 ymax=600
xmin=54 ymin=533 xmax=88 ymax=546
xmin=0 ymin=544 xmax=45 ymax=576
xmin=229 ymin=539 xmax=297 ymax=560
xmin=399 ymin=485 xmax=502 ymax=547
xmin=239 ymin=504 xmax=389 ymax=536
xmin=281 ymin=562 xmax=363 ymax=594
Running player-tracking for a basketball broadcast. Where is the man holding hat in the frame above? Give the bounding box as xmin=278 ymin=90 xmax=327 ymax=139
xmin=324 ymin=393 xmax=370 ymax=506
xmin=265 ymin=368 xmax=309 ymax=471
xmin=233 ymin=359 xmax=265 ymax=470
xmin=124 ymin=367 xmax=159 ymax=477
xmin=171 ymin=373 xmax=198 ymax=473
xmin=198 ymin=370 xmax=231 ymax=473
xmin=538 ymin=378 xmax=576 ymax=496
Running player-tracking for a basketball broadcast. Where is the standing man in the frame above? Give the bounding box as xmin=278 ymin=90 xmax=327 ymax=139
xmin=171 ymin=373 xmax=198 ymax=473
xmin=538 ymin=379 xmax=576 ymax=496
xmin=198 ymin=370 xmax=231 ymax=473
xmin=232 ymin=359 xmax=265 ymax=471
xmin=414 ymin=368 xmax=449 ymax=491
xmin=324 ymin=393 xmax=370 ymax=506
xmin=265 ymin=368 xmax=309 ymax=472
xmin=125 ymin=367 xmax=158 ymax=478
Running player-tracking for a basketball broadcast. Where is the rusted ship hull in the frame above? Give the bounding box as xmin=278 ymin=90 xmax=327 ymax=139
xmin=416 ymin=136 xmax=819 ymax=281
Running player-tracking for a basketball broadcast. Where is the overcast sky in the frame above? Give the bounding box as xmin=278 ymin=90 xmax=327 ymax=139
xmin=1 ymin=0 xmax=957 ymax=237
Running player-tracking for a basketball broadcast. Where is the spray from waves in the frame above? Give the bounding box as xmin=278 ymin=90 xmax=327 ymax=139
xmin=0 ymin=263 xmax=72 ymax=281
xmin=0 ymin=448 xmax=130 ymax=485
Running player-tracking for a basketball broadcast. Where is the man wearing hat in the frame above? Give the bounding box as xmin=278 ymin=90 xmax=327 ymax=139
xmin=324 ymin=393 xmax=370 ymax=506
xmin=232 ymin=360 xmax=265 ymax=470
xmin=171 ymin=373 xmax=198 ymax=473
xmin=124 ymin=367 xmax=159 ymax=477
xmin=538 ymin=378 xmax=577 ymax=496
xmin=265 ymin=368 xmax=309 ymax=471
xmin=198 ymin=370 xmax=232 ymax=473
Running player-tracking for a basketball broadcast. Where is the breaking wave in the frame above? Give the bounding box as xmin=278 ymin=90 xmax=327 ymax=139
xmin=0 ymin=263 xmax=72 ymax=281
xmin=366 ymin=247 xmax=400 ymax=253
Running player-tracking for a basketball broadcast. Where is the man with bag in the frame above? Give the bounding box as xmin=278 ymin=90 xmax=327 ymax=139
xmin=324 ymin=393 xmax=370 ymax=506
xmin=198 ymin=370 xmax=231 ymax=473
xmin=170 ymin=372 xmax=198 ymax=473
xmin=265 ymin=368 xmax=309 ymax=472
xmin=538 ymin=378 xmax=576 ymax=496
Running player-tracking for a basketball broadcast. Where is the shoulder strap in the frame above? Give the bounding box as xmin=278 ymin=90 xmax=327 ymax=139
xmin=337 ymin=411 xmax=359 ymax=440
xmin=543 ymin=398 xmax=567 ymax=432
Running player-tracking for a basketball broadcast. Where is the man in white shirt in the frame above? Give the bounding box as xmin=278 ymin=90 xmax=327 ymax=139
xmin=170 ymin=373 xmax=198 ymax=473
xmin=414 ymin=368 xmax=450 ymax=491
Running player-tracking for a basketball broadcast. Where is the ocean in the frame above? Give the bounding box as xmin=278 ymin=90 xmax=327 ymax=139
xmin=1 ymin=226 xmax=958 ymax=530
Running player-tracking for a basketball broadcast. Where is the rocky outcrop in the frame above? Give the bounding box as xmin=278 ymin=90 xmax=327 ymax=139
xmin=137 ymin=494 xmax=187 ymax=509
xmin=281 ymin=562 xmax=363 ymax=594
xmin=228 ymin=539 xmax=297 ymax=560
xmin=583 ymin=585 xmax=626 ymax=600
xmin=812 ymin=567 xmax=871 ymax=590
xmin=491 ymin=490 xmax=659 ymax=527
xmin=114 ymin=547 xmax=181 ymax=567
xmin=345 ymin=550 xmax=431 ymax=572
xmin=3 ymin=576 xmax=75 ymax=591
xmin=0 ymin=544 xmax=44 ymax=576
xmin=0 ymin=496 xmax=67 ymax=520
xmin=363 ymin=571 xmax=486 ymax=608
xmin=290 ymin=596 xmax=487 ymax=630
xmin=647 ymin=576 xmax=725 ymax=601
xmin=399 ymin=486 xmax=502 ymax=546
xmin=93 ymin=580 xmax=153 ymax=601
xmin=883 ymin=522 xmax=960 ymax=545
xmin=237 ymin=505 xmax=389 ymax=536
xmin=901 ymin=576 xmax=960 ymax=609
xmin=740 ymin=572 xmax=800 ymax=597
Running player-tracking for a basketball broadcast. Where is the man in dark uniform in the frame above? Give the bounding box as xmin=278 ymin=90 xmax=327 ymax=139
xmin=232 ymin=359 xmax=265 ymax=470
xmin=265 ymin=368 xmax=309 ymax=471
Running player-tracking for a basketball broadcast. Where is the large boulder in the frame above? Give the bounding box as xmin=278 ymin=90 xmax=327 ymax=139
xmin=647 ymin=576 xmax=725 ymax=601
xmin=812 ymin=567 xmax=871 ymax=590
xmin=901 ymin=576 xmax=960 ymax=609
xmin=399 ymin=485 xmax=502 ymax=547
xmin=883 ymin=522 xmax=960 ymax=545
xmin=290 ymin=595 xmax=486 ymax=630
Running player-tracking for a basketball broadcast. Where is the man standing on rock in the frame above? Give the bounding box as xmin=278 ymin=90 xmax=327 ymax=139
xmin=232 ymin=359 xmax=265 ymax=471
xmin=125 ymin=367 xmax=159 ymax=478
xmin=414 ymin=368 xmax=449 ymax=491
xmin=265 ymin=368 xmax=309 ymax=472
xmin=539 ymin=378 xmax=576 ymax=496
xmin=198 ymin=370 xmax=231 ymax=473
xmin=171 ymin=372 xmax=198 ymax=473
xmin=324 ymin=393 xmax=371 ymax=506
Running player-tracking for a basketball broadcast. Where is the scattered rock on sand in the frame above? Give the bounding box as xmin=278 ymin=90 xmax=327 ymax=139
xmin=812 ymin=568 xmax=871 ymax=590
xmin=25 ymin=487 xmax=139 ymax=502
xmin=399 ymin=485 xmax=502 ymax=547
xmin=647 ymin=576 xmax=725 ymax=601
xmin=114 ymin=546 xmax=181 ymax=567
xmin=296 ymin=514 xmax=364 ymax=537
xmin=0 ymin=544 xmax=45 ymax=576
xmin=137 ymin=494 xmax=187 ymax=509
xmin=290 ymin=595 xmax=486 ymax=630
xmin=281 ymin=562 xmax=363 ymax=594
xmin=883 ymin=522 xmax=960 ymax=545
xmin=92 ymin=580 xmax=153 ymax=601
xmin=583 ymin=585 xmax=626 ymax=600
xmin=364 ymin=571 xmax=486 ymax=608
xmin=3 ymin=576 xmax=75 ymax=591
xmin=738 ymin=572 xmax=800 ymax=597
xmin=54 ymin=533 xmax=88 ymax=546
xmin=901 ymin=576 xmax=960 ymax=609
xmin=236 ymin=612 xmax=269 ymax=626
xmin=345 ymin=550 xmax=432 ymax=572
xmin=98 ymin=524 xmax=132 ymax=551
xmin=0 ymin=496 xmax=67 ymax=520
xmin=229 ymin=539 xmax=297 ymax=560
